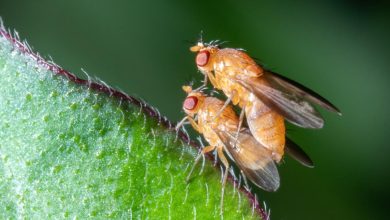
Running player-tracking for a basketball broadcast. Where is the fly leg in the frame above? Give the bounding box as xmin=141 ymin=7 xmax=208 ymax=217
xmin=240 ymin=170 xmax=250 ymax=191
xmin=202 ymin=73 xmax=208 ymax=87
xmin=186 ymin=145 xmax=215 ymax=182
xmin=193 ymin=74 xmax=209 ymax=91
xmin=187 ymin=116 xmax=202 ymax=133
xmin=211 ymin=96 xmax=232 ymax=122
xmin=175 ymin=116 xmax=189 ymax=131
xmin=217 ymin=146 xmax=230 ymax=216
xmin=211 ymin=90 xmax=237 ymax=122
xmin=233 ymin=105 xmax=245 ymax=149
xmin=206 ymin=71 xmax=219 ymax=88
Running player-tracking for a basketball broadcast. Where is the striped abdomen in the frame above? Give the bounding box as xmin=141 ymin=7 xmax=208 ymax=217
xmin=245 ymin=97 xmax=285 ymax=162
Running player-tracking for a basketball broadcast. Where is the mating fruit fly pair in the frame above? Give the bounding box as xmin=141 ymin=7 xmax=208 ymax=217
xmin=176 ymin=40 xmax=341 ymax=213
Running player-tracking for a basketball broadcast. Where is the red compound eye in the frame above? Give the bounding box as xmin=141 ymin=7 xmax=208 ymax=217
xmin=183 ymin=96 xmax=198 ymax=110
xmin=196 ymin=50 xmax=210 ymax=67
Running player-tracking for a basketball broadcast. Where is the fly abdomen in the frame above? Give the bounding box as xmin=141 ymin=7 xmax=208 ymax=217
xmin=245 ymin=99 xmax=285 ymax=162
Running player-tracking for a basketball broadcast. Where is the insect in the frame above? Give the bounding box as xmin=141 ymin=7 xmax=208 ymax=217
xmin=176 ymin=85 xmax=279 ymax=214
xmin=176 ymin=85 xmax=313 ymax=215
xmin=190 ymin=41 xmax=341 ymax=164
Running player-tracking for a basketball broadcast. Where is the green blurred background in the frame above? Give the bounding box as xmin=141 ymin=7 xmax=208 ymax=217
xmin=1 ymin=1 xmax=389 ymax=219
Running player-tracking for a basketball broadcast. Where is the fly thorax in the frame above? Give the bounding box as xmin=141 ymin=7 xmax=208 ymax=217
xmin=215 ymin=61 xmax=225 ymax=72
xmin=198 ymin=110 xmax=208 ymax=124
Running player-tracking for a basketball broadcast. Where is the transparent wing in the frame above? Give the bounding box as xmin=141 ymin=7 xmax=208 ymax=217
xmin=216 ymin=129 xmax=280 ymax=192
xmin=266 ymin=71 xmax=341 ymax=114
xmin=237 ymin=70 xmax=340 ymax=128
xmin=285 ymin=138 xmax=314 ymax=168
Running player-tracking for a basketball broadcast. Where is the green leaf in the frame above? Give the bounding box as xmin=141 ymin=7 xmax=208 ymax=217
xmin=0 ymin=28 xmax=265 ymax=219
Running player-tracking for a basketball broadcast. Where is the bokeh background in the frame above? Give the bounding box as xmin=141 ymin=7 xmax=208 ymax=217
xmin=1 ymin=1 xmax=389 ymax=219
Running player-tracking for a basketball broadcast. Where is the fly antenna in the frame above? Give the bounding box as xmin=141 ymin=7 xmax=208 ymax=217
xmin=198 ymin=30 xmax=204 ymax=44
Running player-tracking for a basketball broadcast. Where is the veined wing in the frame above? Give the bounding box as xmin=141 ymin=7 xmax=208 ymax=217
xmin=237 ymin=70 xmax=340 ymax=128
xmin=216 ymin=129 xmax=280 ymax=192
xmin=285 ymin=137 xmax=314 ymax=168
xmin=265 ymin=71 xmax=341 ymax=114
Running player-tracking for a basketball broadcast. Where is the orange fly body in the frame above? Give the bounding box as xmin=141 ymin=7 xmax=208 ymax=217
xmin=190 ymin=41 xmax=341 ymax=164
xmin=176 ymin=85 xmax=280 ymax=215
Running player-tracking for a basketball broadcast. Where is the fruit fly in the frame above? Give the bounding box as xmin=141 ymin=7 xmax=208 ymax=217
xmin=190 ymin=41 xmax=341 ymax=164
xmin=176 ymin=85 xmax=279 ymax=215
